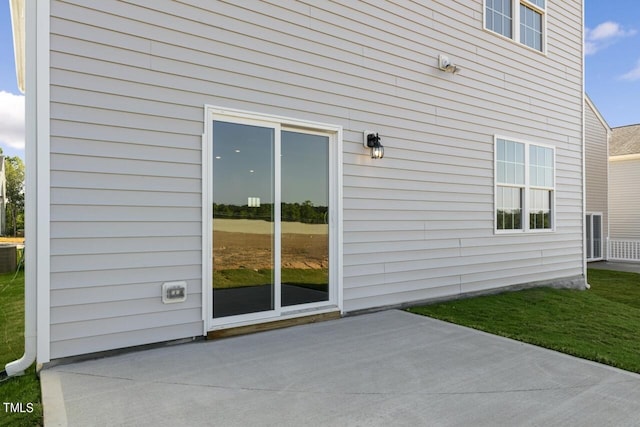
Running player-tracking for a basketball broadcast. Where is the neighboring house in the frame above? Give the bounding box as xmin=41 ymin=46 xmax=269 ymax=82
xmin=608 ymin=124 xmax=640 ymax=260
xmin=584 ymin=96 xmax=610 ymax=261
xmin=9 ymin=1 xmax=585 ymax=364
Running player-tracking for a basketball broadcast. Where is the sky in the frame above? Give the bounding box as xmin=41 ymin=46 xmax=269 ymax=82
xmin=0 ymin=1 xmax=24 ymax=159
xmin=0 ymin=1 xmax=639 ymax=160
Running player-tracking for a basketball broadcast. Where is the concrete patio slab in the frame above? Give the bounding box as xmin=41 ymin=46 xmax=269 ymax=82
xmin=41 ymin=310 xmax=640 ymax=426
xmin=588 ymin=261 xmax=640 ymax=274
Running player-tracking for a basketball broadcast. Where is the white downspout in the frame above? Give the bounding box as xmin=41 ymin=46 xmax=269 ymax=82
xmin=3 ymin=0 xmax=36 ymax=378
xmin=581 ymin=1 xmax=590 ymax=290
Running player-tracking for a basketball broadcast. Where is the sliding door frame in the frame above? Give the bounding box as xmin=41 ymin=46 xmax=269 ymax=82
xmin=202 ymin=105 xmax=343 ymax=332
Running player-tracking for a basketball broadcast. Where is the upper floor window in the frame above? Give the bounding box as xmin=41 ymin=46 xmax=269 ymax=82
xmin=485 ymin=0 xmax=546 ymax=52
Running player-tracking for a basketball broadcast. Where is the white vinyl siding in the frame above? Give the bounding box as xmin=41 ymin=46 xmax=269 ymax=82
xmin=609 ymin=157 xmax=640 ymax=240
xmin=46 ymin=0 xmax=583 ymax=356
xmin=584 ymin=97 xmax=609 ymax=259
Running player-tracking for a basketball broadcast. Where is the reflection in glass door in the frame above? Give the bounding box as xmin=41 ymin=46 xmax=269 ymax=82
xmin=211 ymin=120 xmax=331 ymax=320
xmin=212 ymin=121 xmax=275 ymax=318
xmin=281 ymin=131 xmax=329 ymax=306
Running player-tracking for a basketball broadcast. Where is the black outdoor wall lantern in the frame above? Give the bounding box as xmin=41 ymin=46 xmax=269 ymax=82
xmin=364 ymin=131 xmax=384 ymax=159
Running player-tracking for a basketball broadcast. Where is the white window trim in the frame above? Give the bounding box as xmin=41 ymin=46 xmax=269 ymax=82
xmin=202 ymin=105 xmax=343 ymax=332
xmin=494 ymin=135 xmax=556 ymax=234
xmin=483 ymin=0 xmax=548 ymax=55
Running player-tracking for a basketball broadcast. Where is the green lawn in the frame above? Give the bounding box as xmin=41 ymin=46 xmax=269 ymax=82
xmin=408 ymin=268 xmax=640 ymax=374
xmin=0 ymin=271 xmax=43 ymax=427
xmin=213 ymin=268 xmax=329 ymax=289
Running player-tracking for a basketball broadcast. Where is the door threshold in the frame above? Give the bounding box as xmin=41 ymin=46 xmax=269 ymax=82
xmin=207 ymin=310 xmax=341 ymax=340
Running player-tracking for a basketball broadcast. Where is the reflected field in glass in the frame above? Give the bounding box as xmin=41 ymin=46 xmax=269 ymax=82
xmin=212 ymin=121 xmax=274 ymax=318
xmin=281 ymin=131 xmax=329 ymax=306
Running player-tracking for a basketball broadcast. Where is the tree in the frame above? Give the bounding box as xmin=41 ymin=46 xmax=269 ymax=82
xmin=5 ymin=156 xmax=25 ymax=236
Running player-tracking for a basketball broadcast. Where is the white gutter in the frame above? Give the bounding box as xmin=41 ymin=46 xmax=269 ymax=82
xmin=3 ymin=0 xmax=36 ymax=378
xmin=9 ymin=0 xmax=25 ymax=94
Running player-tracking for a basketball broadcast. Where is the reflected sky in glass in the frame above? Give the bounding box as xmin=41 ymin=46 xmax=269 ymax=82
xmin=213 ymin=121 xmax=274 ymax=206
xmin=282 ymin=131 xmax=328 ymax=207
xmin=212 ymin=122 xmax=328 ymax=207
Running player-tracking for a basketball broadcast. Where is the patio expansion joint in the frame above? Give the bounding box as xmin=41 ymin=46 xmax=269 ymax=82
xmin=53 ymin=369 xmax=639 ymax=397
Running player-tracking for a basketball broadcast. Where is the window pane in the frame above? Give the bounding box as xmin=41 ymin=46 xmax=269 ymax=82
xmin=537 ymin=147 xmax=545 ymax=166
xmin=487 ymin=0 xmax=513 ymax=37
xmin=486 ymin=8 xmax=493 ymax=30
xmin=497 ymin=139 xmax=525 ymax=185
xmin=516 ymin=164 xmax=524 ymax=185
xmin=586 ymin=215 xmax=592 ymax=259
xmin=545 ymin=148 xmax=553 ymax=168
xmin=593 ymin=215 xmax=602 ymax=258
xmin=538 ymin=168 xmax=544 ymax=188
xmin=504 ymin=17 xmax=512 ymax=38
xmin=504 ymin=0 xmax=512 ymax=14
xmin=530 ymin=145 xmax=553 ymax=187
xmin=497 ymin=139 xmax=505 ymax=161
xmin=529 ymin=189 xmax=551 ymax=229
xmin=530 ymin=166 xmax=538 ymax=186
xmin=497 ymin=186 xmax=522 ymax=230
xmin=545 ymin=168 xmax=552 ymax=187
xmin=520 ymin=5 xmax=542 ymax=51
xmin=506 ymin=139 xmax=514 ymax=161
xmin=529 ymin=145 xmax=537 ymax=163
xmin=515 ymin=142 xmax=524 ymax=163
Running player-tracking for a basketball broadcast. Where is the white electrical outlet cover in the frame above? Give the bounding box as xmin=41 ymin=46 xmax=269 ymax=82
xmin=162 ymin=281 xmax=187 ymax=304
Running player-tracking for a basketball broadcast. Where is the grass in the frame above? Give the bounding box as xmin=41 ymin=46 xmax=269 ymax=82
xmin=0 ymin=270 xmax=43 ymax=427
xmin=213 ymin=268 xmax=329 ymax=289
xmin=408 ymin=268 xmax=640 ymax=374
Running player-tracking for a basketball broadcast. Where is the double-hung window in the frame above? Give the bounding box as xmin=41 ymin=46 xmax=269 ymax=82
xmin=485 ymin=0 xmax=546 ymax=52
xmin=495 ymin=137 xmax=554 ymax=232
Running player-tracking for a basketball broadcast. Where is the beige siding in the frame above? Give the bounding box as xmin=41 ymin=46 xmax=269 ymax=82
xmin=48 ymin=0 xmax=583 ymax=358
xmin=584 ymin=98 xmax=609 ymax=259
xmin=609 ymin=158 xmax=640 ymax=239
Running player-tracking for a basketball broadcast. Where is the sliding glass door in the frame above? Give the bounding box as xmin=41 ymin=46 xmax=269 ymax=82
xmin=209 ymin=112 xmax=335 ymax=324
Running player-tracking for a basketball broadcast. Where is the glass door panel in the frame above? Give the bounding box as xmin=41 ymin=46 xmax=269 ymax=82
xmin=212 ymin=121 xmax=275 ymax=318
xmin=586 ymin=215 xmax=592 ymax=260
xmin=593 ymin=215 xmax=602 ymax=259
xmin=281 ymin=131 xmax=329 ymax=306
xmin=586 ymin=214 xmax=603 ymax=261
